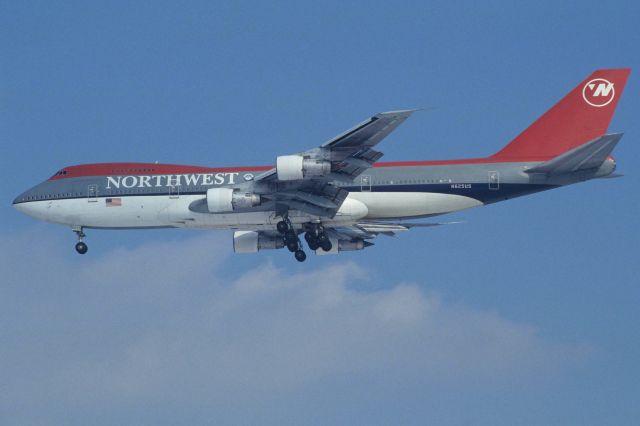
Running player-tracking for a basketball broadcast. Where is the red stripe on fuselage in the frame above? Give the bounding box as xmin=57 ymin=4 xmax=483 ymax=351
xmin=373 ymin=157 xmax=548 ymax=167
xmin=49 ymin=157 xmax=546 ymax=180
xmin=49 ymin=163 xmax=273 ymax=180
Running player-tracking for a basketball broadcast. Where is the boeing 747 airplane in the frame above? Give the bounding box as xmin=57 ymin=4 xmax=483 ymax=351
xmin=13 ymin=69 xmax=630 ymax=261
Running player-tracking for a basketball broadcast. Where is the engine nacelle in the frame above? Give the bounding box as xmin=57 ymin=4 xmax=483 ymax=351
xmin=207 ymin=188 xmax=261 ymax=213
xmin=315 ymin=237 xmax=368 ymax=255
xmin=337 ymin=239 xmax=366 ymax=251
xmin=276 ymin=155 xmax=331 ymax=181
xmin=233 ymin=231 xmax=285 ymax=253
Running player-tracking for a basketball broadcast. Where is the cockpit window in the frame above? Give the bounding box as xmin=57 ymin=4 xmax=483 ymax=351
xmin=51 ymin=169 xmax=68 ymax=178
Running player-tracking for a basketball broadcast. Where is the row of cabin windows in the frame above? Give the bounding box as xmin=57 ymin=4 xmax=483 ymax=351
xmin=25 ymin=193 xmax=81 ymax=200
xmin=27 ymin=187 xmax=192 ymax=200
xmin=53 ymin=168 xmax=161 ymax=178
xmin=107 ymin=186 xmax=201 ymax=194
xmin=26 ymin=186 xmax=199 ymax=199
xmin=335 ymin=178 xmax=453 ymax=186
xmin=54 ymin=169 xmax=162 ymax=178
xmin=103 ymin=186 xmax=265 ymax=194
xmin=26 ymin=188 xmax=177 ymax=200
xmin=111 ymin=168 xmax=156 ymax=173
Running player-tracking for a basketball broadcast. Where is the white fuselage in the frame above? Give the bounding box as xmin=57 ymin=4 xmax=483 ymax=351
xmin=15 ymin=191 xmax=483 ymax=231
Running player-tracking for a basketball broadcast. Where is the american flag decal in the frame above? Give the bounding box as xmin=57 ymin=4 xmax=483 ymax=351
xmin=105 ymin=198 xmax=122 ymax=207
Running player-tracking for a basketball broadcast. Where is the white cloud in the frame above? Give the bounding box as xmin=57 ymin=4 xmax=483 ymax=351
xmin=0 ymin=231 xmax=588 ymax=424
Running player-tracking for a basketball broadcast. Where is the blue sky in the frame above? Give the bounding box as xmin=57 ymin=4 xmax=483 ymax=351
xmin=1 ymin=1 xmax=639 ymax=425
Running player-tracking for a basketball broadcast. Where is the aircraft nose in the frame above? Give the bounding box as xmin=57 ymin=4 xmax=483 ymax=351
xmin=13 ymin=191 xmax=30 ymax=214
xmin=13 ymin=200 xmax=26 ymax=213
xmin=12 ymin=189 xmax=46 ymax=220
xmin=13 ymin=197 xmax=49 ymax=220
xmin=13 ymin=191 xmax=27 ymax=206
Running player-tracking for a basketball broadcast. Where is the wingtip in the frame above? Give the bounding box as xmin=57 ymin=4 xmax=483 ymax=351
xmin=606 ymin=132 xmax=624 ymax=138
xmin=377 ymin=109 xmax=418 ymax=117
xmin=378 ymin=107 xmax=440 ymax=117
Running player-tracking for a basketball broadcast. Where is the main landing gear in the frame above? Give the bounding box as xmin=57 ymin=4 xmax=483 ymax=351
xmin=277 ymin=217 xmax=306 ymax=262
xmin=304 ymin=225 xmax=332 ymax=252
xmin=72 ymin=226 xmax=88 ymax=255
xmin=276 ymin=218 xmax=332 ymax=262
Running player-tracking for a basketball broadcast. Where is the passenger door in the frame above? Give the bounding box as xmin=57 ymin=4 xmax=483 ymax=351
xmin=87 ymin=184 xmax=98 ymax=202
xmin=169 ymin=184 xmax=180 ymax=199
xmin=360 ymin=175 xmax=372 ymax=192
xmin=488 ymin=171 xmax=500 ymax=190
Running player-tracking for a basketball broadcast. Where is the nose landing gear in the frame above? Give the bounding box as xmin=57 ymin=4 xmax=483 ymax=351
xmin=72 ymin=226 xmax=88 ymax=255
xmin=75 ymin=241 xmax=88 ymax=254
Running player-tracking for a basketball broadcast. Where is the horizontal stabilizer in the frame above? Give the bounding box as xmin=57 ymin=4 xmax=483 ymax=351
xmin=525 ymin=133 xmax=622 ymax=176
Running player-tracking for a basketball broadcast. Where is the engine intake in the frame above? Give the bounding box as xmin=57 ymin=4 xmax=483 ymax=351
xmin=276 ymin=155 xmax=331 ymax=181
xmin=207 ymin=188 xmax=261 ymax=213
xmin=233 ymin=231 xmax=285 ymax=253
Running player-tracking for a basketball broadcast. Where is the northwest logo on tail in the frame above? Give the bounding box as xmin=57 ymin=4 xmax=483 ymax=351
xmin=582 ymin=78 xmax=615 ymax=107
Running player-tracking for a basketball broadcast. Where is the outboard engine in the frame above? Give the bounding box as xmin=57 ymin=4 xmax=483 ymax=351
xmin=233 ymin=231 xmax=285 ymax=253
xmin=276 ymin=155 xmax=331 ymax=181
xmin=315 ymin=237 xmax=370 ymax=255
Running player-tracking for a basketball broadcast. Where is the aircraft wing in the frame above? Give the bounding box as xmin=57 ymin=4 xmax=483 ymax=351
xmin=315 ymin=221 xmax=458 ymax=254
xmin=332 ymin=221 xmax=456 ymax=238
xmin=252 ymin=110 xmax=415 ymax=218
xmin=318 ymin=109 xmax=415 ymax=176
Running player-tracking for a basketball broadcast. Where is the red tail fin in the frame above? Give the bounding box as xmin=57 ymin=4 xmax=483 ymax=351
xmin=492 ymin=68 xmax=630 ymax=160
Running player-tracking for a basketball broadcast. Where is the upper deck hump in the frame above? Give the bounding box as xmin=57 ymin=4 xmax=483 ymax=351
xmin=48 ymin=162 xmax=273 ymax=180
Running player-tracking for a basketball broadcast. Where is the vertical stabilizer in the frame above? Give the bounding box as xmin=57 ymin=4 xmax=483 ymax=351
xmin=492 ymin=69 xmax=630 ymax=160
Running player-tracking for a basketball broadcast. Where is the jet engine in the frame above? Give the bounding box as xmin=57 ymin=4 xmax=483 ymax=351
xmin=337 ymin=239 xmax=367 ymax=251
xmin=276 ymin=155 xmax=331 ymax=181
xmin=315 ymin=237 xmax=370 ymax=255
xmin=207 ymin=188 xmax=261 ymax=213
xmin=233 ymin=231 xmax=285 ymax=253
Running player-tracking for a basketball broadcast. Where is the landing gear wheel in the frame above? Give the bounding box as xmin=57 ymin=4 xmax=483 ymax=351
xmin=277 ymin=220 xmax=289 ymax=234
xmin=284 ymin=230 xmax=299 ymax=252
xmin=317 ymin=233 xmax=328 ymax=244
xmin=321 ymin=240 xmax=332 ymax=252
xmin=72 ymin=226 xmax=88 ymax=255
xmin=304 ymin=232 xmax=319 ymax=250
xmin=285 ymin=230 xmax=297 ymax=240
xmin=294 ymin=250 xmax=307 ymax=262
xmin=75 ymin=241 xmax=88 ymax=255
